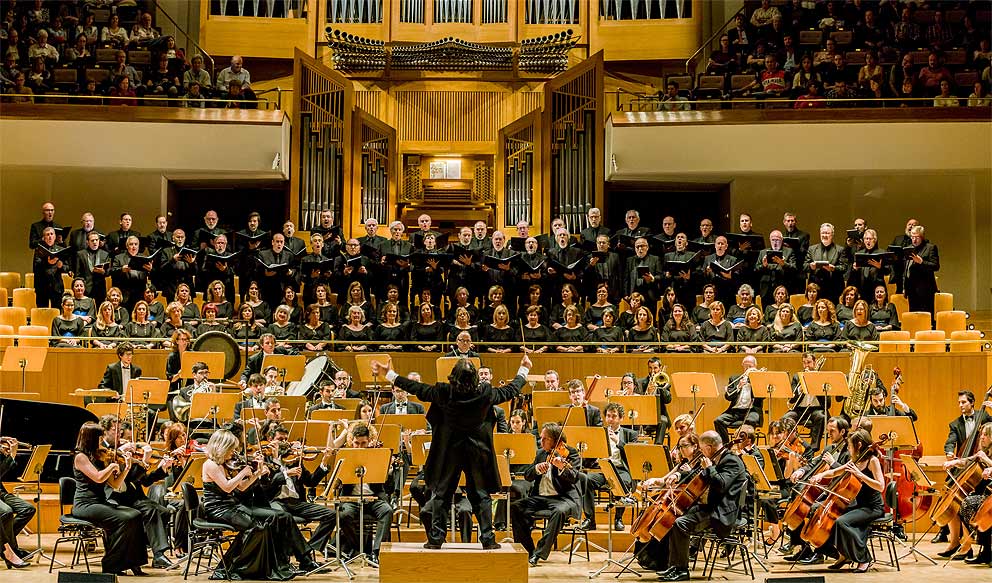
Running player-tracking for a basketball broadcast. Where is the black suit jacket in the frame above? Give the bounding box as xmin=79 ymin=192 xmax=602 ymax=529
xmin=234 ymin=396 xmax=268 ymax=420
xmin=903 ymin=241 xmax=939 ymax=300
xmin=699 ymin=450 xmax=747 ymax=527
xmin=944 ymin=416 xmax=969 ymax=456
xmin=380 ymin=401 xmax=426 ymax=415
xmin=98 ymin=361 xmax=142 ymax=395
xmin=524 ymin=446 xmax=582 ymax=505
xmin=261 ymin=462 xmax=329 ymax=503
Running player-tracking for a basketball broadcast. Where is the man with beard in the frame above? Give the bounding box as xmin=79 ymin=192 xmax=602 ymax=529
xmin=755 ymin=229 xmax=797 ymax=307
xmin=158 ymin=229 xmax=196 ymax=302
xmin=804 ymin=223 xmax=848 ymax=303
xmin=625 ymin=237 xmax=662 ymax=311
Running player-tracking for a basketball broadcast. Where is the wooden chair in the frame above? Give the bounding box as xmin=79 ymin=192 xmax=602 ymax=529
xmin=23 ymin=273 xmax=35 ymax=290
xmin=0 ymin=324 xmax=13 ymax=348
xmin=0 ymin=307 xmax=28 ymax=331
xmin=878 ymin=330 xmax=910 ymax=353
xmin=789 ymin=294 xmax=805 ymax=313
xmin=0 ymin=272 xmax=21 ymax=299
xmin=935 ymin=310 xmax=968 ymax=335
xmin=30 ymin=307 xmax=59 ymax=331
xmin=12 ymin=289 xmax=37 ymax=312
xmin=900 ymin=312 xmax=932 ymax=338
xmin=17 ymin=325 xmax=49 ymax=347
xmin=949 ymin=330 xmax=983 ymax=353
xmin=61 ymin=273 xmax=74 ymax=293
xmin=913 ymin=330 xmax=946 ymax=353
xmin=933 ymin=292 xmax=953 ymax=314
xmin=890 ymin=293 xmax=909 ymax=317
xmin=0 ymin=288 xmax=6 ymax=309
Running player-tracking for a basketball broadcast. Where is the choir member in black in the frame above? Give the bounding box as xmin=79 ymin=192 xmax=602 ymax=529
xmin=713 ymin=356 xmax=764 ymax=444
xmin=782 ymin=353 xmax=826 ymax=449
xmin=234 ymin=212 xmax=267 ymax=284
xmin=518 ymin=283 xmax=549 ymax=325
xmin=33 ymin=226 xmax=69 ymax=308
xmin=659 ymin=216 xmax=678 ymax=245
xmin=334 ymin=423 xmax=396 ymax=564
xmin=803 ymin=429 xmax=885 ymax=572
xmin=107 ymin=287 xmax=130 ymax=325
xmin=617 ymin=209 xmax=651 ymax=240
xmin=68 ymin=213 xmax=100 ymax=253
xmin=727 ymin=284 xmax=758 ymax=326
xmin=479 ymin=230 xmax=516 ymax=306
xmin=554 ymin=305 xmax=588 ymax=353
xmin=796 ymin=283 xmax=818 ymax=325
xmin=663 ymin=233 xmax=698 ymax=309
xmin=764 ymin=285 xmax=789 ymax=323
xmin=940 ymin=422 xmax=992 ymax=564
xmin=521 ymin=305 xmax=551 ymax=353
xmin=171 ymin=283 xmax=198 ymax=325
xmin=334 ymin=238 xmax=374 ymax=301
xmin=409 ymin=213 xmax=438 ymax=250
xmin=591 ymin=307 xmax=624 ymax=353
xmin=337 ymin=281 xmax=372 ymax=327
xmin=736 ymin=306 xmax=770 ymax=353
xmin=841 ymin=300 xmax=879 ymax=343
xmin=357 ymin=218 xmax=388 ymax=251
xmin=470 ymin=221 xmax=492 ymax=253
xmin=29 ymin=202 xmax=64 ymax=250
xmin=281 ymin=221 xmax=307 ymax=257
xmin=731 ymin=212 xmax=765 ymax=279
xmin=585 ymin=234 xmax=623 ymax=304
xmin=76 ymin=230 xmax=111 ymax=302
xmin=700 ymin=301 xmax=734 ymax=353
xmin=279 ymin=286 xmax=304 ymax=324
xmin=481 ymin=285 xmax=512 ymax=327
xmin=756 ymin=229 xmax=798 ymax=307
xmin=445 ymin=330 xmax=480 ymax=358
xmin=157 ymin=229 xmax=196 ymax=303
xmin=380 ymin=221 xmax=413 ymax=302
xmin=197 ymin=303 xmax=228 ymax=336
xmin=770 ymin=304 xmax=804 ymax=352
xmin=202 ymin=280 xmax=233 ymax=320
xmin=517 ymin=237 xmax=548 ymax=295
xmin=807 ymin=299 xmax=841 ymax=352
xmin=888 ymin=218 xmax=917 ymax=294
xmin=866 ymin=386 xmax=918 ymax=420
xmin=0 ymin=437 xmax=34 ymax=568
xmin=62 ymin=281 xmax=93 ymax=327
xmin=91 ymin=301 xmax=124 ymax=349
xmin=312 ymin=209 xmax=342 ymax=257
xmin=661 ymin=303 xmax=697 ymax=353
xmin=238 ymin=334 xmax=282 ymax=388
xmin=584 ymin=283 xmax=616 ymax=331
xmin=847 ymin=229 xmax=887 ymax=301
xmin=868 ymin=285 xmax=900 ymax=331
xmin=410 ymin=303 xmax=444 ymax=353
xmin=412 ymin=232 xmax=447 ymax=304
xmin=142 ymin=286 xmax=165 ymax=325
xmin=145 ymin=215 xmax=172 ymax=254
xmin=702 ymin=235 xmax=742 ymax=305
xmin=263 ymin=426 xmax=337 ymax=557
xmin=266 ymin=304 xmax=298 ymax=350
xmin=692 ymin=284 xmax=715 ymax=324
xmin=659 ymin=289 xmax=680 ymax=326
xmin=311 ymin=284 xmax=338 ymax=329
xmin=52 ymin=295 xmax=87 ymax=347
xmin=483 ymin=305 xmax=517 ymax=353
xmin=71 ymin=422 xmax=148 ymax=576
xmin=124 ymin=301 xmax=162 ymax=348
xmin=694 ymin=217 xmax=716 ymax=245
xmin=782 ymin=212 xmax=810 ymax=292
xmin=512 ymin=422 xmax=582 ymax=566
xmin=194 ymin=210 xmax=224 ymax=252
xmin=546 ymin=229 xmax=584 ymax=299
xmin=257 ymin=233 xmax=299 ymax=308
xmin=299 ymin=233 xmax=331 ymax=304
xmin=549 ymin=283 xmax=583 ymax=330
xmin=626 ymin=305 xmax=659 ymax=353
xmin=374 ymin=301 xmax=408 ymax=351
xmin=338 ymin=305 xmax=373 ymax=351
xmin=446 ymin=227 xmax=479 ymax=302
xmin=903 ymin=224 xmax=940 ymax=315
xmin=237 ymin=281 xmax=268 ymax=326
xmin=835 ymin=286 xmax=858 ymax=323
xmin=298 ymin=304 xmax=331 ymax=351
xmin=441 ymin=286 xmax=474 ymax=326
xmin=198 ymin=234 xmax=235 ymax=297
xmin=656 ymin=431 xmax=747 ymax=582
xmin=579 ymin=207 xmax=610 ymax=248
xmin=804 ymin=223 xmax=848 ymax=304
xmin=625 ymin=237 xmax=663 ymax=311
xmin=199 ymin=429 xmax=302 ymax=580
xmin=105 ymin=212 xmax=140 ymax=256
xmin=447 ymin=306 xmax=479 ymax=345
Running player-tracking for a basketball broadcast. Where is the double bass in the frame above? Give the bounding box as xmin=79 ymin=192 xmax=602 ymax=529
xmin=884 ymin=368 xmax=931 ymax=522
xmin=929 ymin=387 xmax=992 ymax=526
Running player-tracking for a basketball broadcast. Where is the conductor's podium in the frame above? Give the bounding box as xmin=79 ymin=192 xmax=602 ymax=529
xmin=379 ymin=542 xmax=529 ymax=583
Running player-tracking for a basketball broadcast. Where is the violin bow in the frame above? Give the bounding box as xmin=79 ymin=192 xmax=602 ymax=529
xmin=548 ymin=376 xmax=601 ymax=463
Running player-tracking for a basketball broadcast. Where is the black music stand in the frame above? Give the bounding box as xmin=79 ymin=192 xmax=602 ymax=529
xmin=799 ymin=371 xmax=849 ymax=452
xmin=15 ymin=444 xmax=60 ymax=566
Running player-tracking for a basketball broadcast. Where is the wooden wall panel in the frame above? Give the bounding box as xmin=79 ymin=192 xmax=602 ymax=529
xmin=395 ymin=91 xmax=506 ymax=143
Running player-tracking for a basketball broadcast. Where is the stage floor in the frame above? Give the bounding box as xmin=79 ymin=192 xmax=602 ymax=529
xmin=10 ymin=534 xmax=988 ymax=582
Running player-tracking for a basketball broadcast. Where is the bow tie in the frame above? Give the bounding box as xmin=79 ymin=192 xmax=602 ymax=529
xmin=121 ymin=366 xmax=130 ymax=370
xmin=965 ymin=415 xmax=974 ymax=422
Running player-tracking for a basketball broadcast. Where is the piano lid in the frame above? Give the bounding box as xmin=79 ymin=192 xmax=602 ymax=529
xmin=0 ymin=398 xmax=98 ymax=453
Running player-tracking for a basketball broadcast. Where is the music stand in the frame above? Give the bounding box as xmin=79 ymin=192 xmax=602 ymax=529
xmin=310 ymin=409 xmax=354 ymax=424
xmin=531 ymin=391 xmax=572 ymax=409
xmin=564 ymin=426 xmax=609 ymax=462
xmin=15 ymin=444 xmax=59 ymax=565
xmin=332 ymin=447 xmax=393 ymax=570
xmin=411 ymin=433 xmax=432 ymax=466
xmin=355 ymin=353 xmax=392 ymax=407
xmin=609 ymin=395 xmax=658 ymax=434
xmin=262 ymin=354 xmax=306 ymax=388
xmin=434 ymin=356 xmax=481 ymax=383
xmin=492 ymin=433 xmax=537 ymax=542
xmin=189 ymin=392 xmax=240 ymax=428
xmin=587 ymin=376 xmax=622 ymax=397
xmin=379 ymin=414 xmax=429 ymax=433
xmin=181 ymin=351 xmax=226 ymax=381
xmin=748 ymin=371 xmax=791 ymax=428
xmin=534 ymin=406 xmax=587 ymax=429
xmin=799 ymin=371 xmax=849 ymax=451
xmin=71 ymin=388 xmax=119 ymax=406
xmin=169 ymin=455 xmax=207 ymax=493
xmin=1 ymin=346 xmax=47 ymax=393
xmin=741 ymin=453 xmax=774 ymax=567
xmin=671 ymin=372 xmax=719 ymax=420
xmin=623 ymin=443 xmax=670 ymax=483
xmin=898 ymin=454 xmax=939 ymax=565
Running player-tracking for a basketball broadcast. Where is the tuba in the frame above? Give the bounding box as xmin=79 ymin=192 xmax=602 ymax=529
xmin=842 ymin=340 xmax=879 ymax=419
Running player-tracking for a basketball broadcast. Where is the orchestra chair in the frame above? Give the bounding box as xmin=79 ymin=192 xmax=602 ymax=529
xmin=866 ymin=482 xmax=901 ymax=570
xmin=900 ymin=311 xmax=932 ymax=338
xmin=695 ymin=294 xmax=703 ymax=307
xmin=193 ymin=292 xmax=204 ymax=315
xmin=913 ymin=329 xmax=947 ymax=353
xmin=12 ymin=288 xmax=37 ymax=312
xmin=233 ymin=276 xmax=240 ymax=306
xmin=0 ymin=271 xmax=21 ymax=300
xmin=933 ymin=292 xmax=954 ymax=313
xmin=51 ymin=477 xmax=105 ymax=573
xmin=890 ymin=294 xmax=909 ymax=318
xmin=0 ymin=324 xmax=13 ymax=348
xmin=24 ymin=273 xmax=34 ymax=290
xmin=18 ymin=325 xmax=50 ymax=347
xmin=878 ymin=330 xmax=910 ymax=353
xmin=698 ymin=489 xmax=755 ymax=580
xmin=0 ymin=306 xmax=28 ymax=331
xmin=618 ymin=298 xmax=631 ymax=314
xmin=153 ymin=294 xmax=168 ymax=310
xmin=949 ymin=330 xmax=984 ymax=353
xmin=935 ymin=310 xmax=968 ymax=335
xmin=789 ymin=294 xmax=805 ymax=313
xmin=30 ymin=307 xmax=59 ymax=331
xmin=181 ymin=482 xmax=235 ymax=580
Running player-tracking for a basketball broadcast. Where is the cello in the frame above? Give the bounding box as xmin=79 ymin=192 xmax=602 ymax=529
xmin=782 ymin=439 xmax=845 ymax=531
xmin=929 ymin=387 xmax=992 ymax=526
xmin=884 ymin=368 xmax=932 ymax=522
xmin=646 ymin=451 xmax=713 ymax=541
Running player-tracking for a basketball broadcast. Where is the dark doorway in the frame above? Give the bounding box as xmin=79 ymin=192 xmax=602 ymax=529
xmin=603 ymin=183 xmax=732 ymax=237
xmin=167 ymin=182 xmax=289 ymax=236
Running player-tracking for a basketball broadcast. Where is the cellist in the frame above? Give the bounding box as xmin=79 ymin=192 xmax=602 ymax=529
xmin=802 ymin=428 xmax=885 ymax=573
xmin=939 ymin=421 xmax=992 ymax=565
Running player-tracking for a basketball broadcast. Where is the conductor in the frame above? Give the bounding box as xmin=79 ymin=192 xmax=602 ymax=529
xmin=371 ymin=353 xmax=532 ymax=550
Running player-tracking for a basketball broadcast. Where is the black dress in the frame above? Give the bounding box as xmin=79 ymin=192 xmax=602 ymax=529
xmin=201 ymin=481 xmax=294 ymax=580
xmin=626 ymin=326 xmax=659 ymax=352
xmin=483 ymin=324 xmax=518 ymax=352
xmin=521 ymin=323 xmax=550 ymax=349
xmin=841 ymin=321 xmax=879 ymax=343
xmin=692 ymin=305 xmax=712 ymax=324
xmin=869 ymin=303 xmax=900 ymax=330
xmin=806 ymin=321 xmax=840 ymax=351
xmin=51 ymin=317 xmax=87 ymax=346
xmin=244 ymin=301 xmax=271 ymax=325
xmin=72 ymin=461 xmax=147 ymax=574
xmin=337 ymin=325 xmax=372 ymax=350
xmin=735 ymin=325 xmax=770 ymax=352
xmin=699 ymin=320 xmax=735 ymax=351
xmin=410 ymin=321 xmax=445 ymax=352
xmin=661 ymin=322 xmax=697 ymax=352
xmin=298 ymin=322 xmax=332 ymax=346
xmin=770 ymin=322 xmax=804 ymax=352
xmin=583 ymin=304 xmax=615 ymax=328
xmin=828 ymin=478 xmax=884 ymax=564
xmin=374 ymin=322 xmax=408 ymax=351
xmin=555 ymin=325 xmax=589 ymax=352
xmin=592 ymin=326 xmax=625 ymax=352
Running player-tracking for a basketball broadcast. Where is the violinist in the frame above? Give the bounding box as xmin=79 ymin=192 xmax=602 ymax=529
xmin=940 ymin=422 xmax=992 ymax=566
xmin=161 ymin=422 xmax=192 ymax=556
xmin=580 ymin=403 xmax=637 ymax=533
xmin=782 ymin=353 xmax=826 ymax=451
xmin=866 ymin=386 xmax=918 ymax=420
xmin=713 ymin=356 xmax=764 ymax=445
xmin=657 ymin=431 xmax=746 ymax=583
xmin=512 ymin=422 xmax=582 ymax=567
xmin=246 ymin=397 xmax=283 ymax=445
xmin=0 ymin=436 xmax=35 ymax=568
xmin=262 ymin=425 xmax=337 ymax=558
xmin=804 ymin=428 xmax=885 ymax=573
xmin=72 ymin=422 xmax=148 ymax=576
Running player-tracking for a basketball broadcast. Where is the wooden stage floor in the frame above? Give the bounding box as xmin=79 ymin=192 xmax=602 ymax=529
xmin=9 ymin=534 xmax=988 ymax=582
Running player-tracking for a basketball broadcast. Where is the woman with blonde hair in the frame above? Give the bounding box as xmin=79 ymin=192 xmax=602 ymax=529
xmin=124 ymin=300 xmax=161 ymax=348
xmin=204 ymin=280 xmax=233 ymax=320
xmin=841 ymin=300 xmax=879 ymax=343
xmin=90 ymin=300 xmax=123 ymax=349
xmin=700 ymin=300 xmax=734 ymax=353
xmin=735 ymin=305 xmax=770 ymax=353
xmin=554 ymin=304 xmax=588 ymax=353
xmin=807 ymin=298 xmax=840 ymax=352
xmin=770 ymin=304 xmax=804 ymax=352
xmin=338 ymin=304 xmax=372 ymax=351
xmin=484 ymin=304 xmax=516 ymax=353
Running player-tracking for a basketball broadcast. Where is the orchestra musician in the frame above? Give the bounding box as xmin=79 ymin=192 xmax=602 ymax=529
xmin=0 ymin=437 xmax=35 ymax=568
xmin=638 ymin=357 xmax=673 ymax=445
xmin=233 ymin=373 xmax=268 ymax=420
xmin=866 ymin=386 xmax=918 ymax=420
xmin=945 ymin=390 xmax=992 ymax=459
xmin=334 ymin=423 xmax=396 ymax=565
xmin=581 ymin=402 xmax=637 ymax=532
xmin=782 ymin=353 xmax=826 ymax=451
xmin=713 ymin=356 xmax=764 ymax=445
xmin=97 ymin=342 xmax=140 ymax=400
xmin=307 ymin=382 xmax=345 ymax=415
xmin=940 ymin=422 xmax=992 ymax=565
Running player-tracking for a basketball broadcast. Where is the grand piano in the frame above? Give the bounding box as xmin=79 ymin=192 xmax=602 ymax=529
xmin=0 ymin=399 xmax=98 ymax=483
